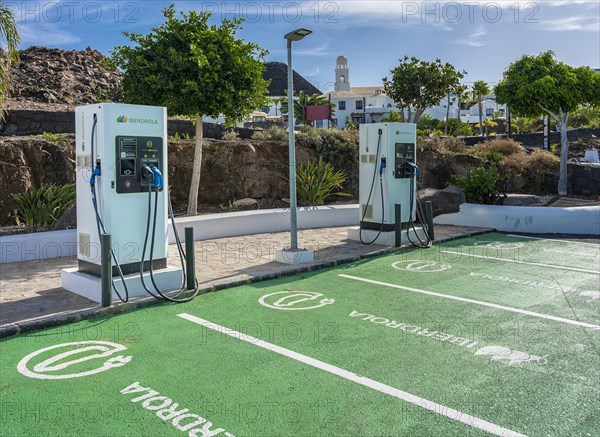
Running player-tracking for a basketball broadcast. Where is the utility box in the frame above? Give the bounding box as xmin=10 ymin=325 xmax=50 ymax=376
xmin=358 ymin=122 xmax=417 ymax=231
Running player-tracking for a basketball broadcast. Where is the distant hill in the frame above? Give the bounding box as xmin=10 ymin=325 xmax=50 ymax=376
xmin=263 ymin=62 xmax=320 ymax=97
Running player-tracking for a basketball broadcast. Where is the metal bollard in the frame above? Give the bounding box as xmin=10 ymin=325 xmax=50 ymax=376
xmin=425 ymin=201 xmax=435 ymax=241
xmin=185 ymin=227 xmax=196 ymax=290
xmin=394 ymin=204 xmax=402 ymax=247
xmin=101 ymin=233 xmax=112 ymax=308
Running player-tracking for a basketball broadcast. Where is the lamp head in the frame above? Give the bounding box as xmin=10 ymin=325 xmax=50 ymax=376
xmin=284 ymin=28 xmax=313 ymax=41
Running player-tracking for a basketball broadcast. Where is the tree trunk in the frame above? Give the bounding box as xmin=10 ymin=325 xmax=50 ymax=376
xmin=444 ymin=94 xmax=450 ymax=135
xmin=478 ymin=95 xmax=483 ymax=136
xmin=187 ymin=115 xmax=203 ymax=215
xmin=456 ymin=97 xmax=461 ymax=136
xmin=557 ymin=115 xmax=569 ymax=196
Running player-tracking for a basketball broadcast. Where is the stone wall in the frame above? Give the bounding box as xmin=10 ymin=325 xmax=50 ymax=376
xmin=545 ymin=163 xmax=600 ymax=195
xmin=462 ymin=128 xmax=600 ymax=148
xmin=0 ymin=110 xmax=75 ymax=136
xmin=0 ymin=110 xmax=258 ymax=140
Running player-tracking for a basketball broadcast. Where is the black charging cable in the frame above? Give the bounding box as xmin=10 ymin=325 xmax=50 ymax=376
xmin=139 ymin=166 xmax=200 ymax=303
xmin=405 ymin=162 xmax=432 ymax=248
xmin=89 ymin=114 xmax=129 ymax=302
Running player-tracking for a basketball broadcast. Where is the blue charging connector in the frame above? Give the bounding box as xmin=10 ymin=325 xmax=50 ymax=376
xmin=90 ymin=164 xmax=101 ymax=186
xmin=150 ymin=166 xmax=163 ymax=190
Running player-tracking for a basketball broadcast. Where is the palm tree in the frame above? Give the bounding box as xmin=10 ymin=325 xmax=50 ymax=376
xmin=281 ymin=90 xmax=335 ymax=127
xmin=1 ymin=1 xmax=20 ymax=111
xmin=454 ymin=84 xmax=469 ymax=136
xmin=472 ymin=80 xmax=490 ymax=136
xmin=272 ymin=97 xmax=286 ymax=117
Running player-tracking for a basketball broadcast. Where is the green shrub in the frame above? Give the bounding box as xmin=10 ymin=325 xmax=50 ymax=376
xmin=42 ymin=131 xmax=59 ymax=143
xmin=268 ymin=126 xmax=287 ymax=141
xmin=168 ymin=132 xmax=181 ymax=141
xmin=443 ymin=137 xmax=468 ymax=154
xmin=296 ymin=128 xmax=358 ymax=167
xmin=251 ymin=129 xmax=269 ymax=141
xmin=12 ymin=183 xmax=76 ymax=226
xmin=222 ymin=130 xmax=239 ymax=141
xmin=295 ymin=157 xmax=350 ymax=205
xmin=451 ymin=166 xmax=503 ymax=204
xmin=473 ymin=138 xmax=526 ymax=157
xmin=417 ymin=114 xmax=440 ymax=131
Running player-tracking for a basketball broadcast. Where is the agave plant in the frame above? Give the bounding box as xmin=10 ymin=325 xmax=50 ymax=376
xmin=12 ymin=184 xmax=76 ymax=227
xmin=295 ymin=157 xmax=350 ymax=206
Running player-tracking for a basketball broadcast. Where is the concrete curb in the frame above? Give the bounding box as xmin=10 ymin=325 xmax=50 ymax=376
xmin=0 ymin=227 xmax=494 ymax=339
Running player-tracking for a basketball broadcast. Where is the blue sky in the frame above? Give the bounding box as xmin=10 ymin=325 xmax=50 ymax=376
xmin=9 ymin=1 xmax=600 ymax=92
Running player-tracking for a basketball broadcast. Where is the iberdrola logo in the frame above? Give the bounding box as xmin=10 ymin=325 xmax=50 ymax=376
xmin=117 ymin=115 xmax=128 ymax=123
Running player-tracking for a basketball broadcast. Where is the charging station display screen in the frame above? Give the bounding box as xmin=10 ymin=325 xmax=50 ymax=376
xmin=115 ymin=136 xmax=163 ymax=194
xmin=394 ymin=143 xmax=415 ymax=179
xmin=119 ymin=138 xmax=137 ymax=177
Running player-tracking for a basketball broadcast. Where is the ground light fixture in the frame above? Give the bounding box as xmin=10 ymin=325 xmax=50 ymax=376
xmin=275 ymin=28 xmax=315 ymax=264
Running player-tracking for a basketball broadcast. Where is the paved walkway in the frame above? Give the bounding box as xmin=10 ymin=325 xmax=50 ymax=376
xmin=0 ymin=224 xmax=491 ymax=336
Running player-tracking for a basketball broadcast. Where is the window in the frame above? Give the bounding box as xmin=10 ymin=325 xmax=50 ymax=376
xmin=338 ymin=101 xmax=346 ymax=110
xmin=315 ymin=120 xmax=323 ymax=128
xmin=486 ymin=108 xmax=494 ymax=116
xmin=356 ymin=100 xmax=363 ymax=110
xmin=387 ymin=103 xmax=392 ymax=107
xmin=262 ymin=106 xmax=270 ymax=113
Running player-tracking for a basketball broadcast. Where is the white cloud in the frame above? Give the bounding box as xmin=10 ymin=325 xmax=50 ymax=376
xmin=19 ymin=23 xmax=81 ymax=46
xmin=540 ymin=16 xmax=599 ymax=31
xmin=453 ymin=25 xmax=493 ymax=47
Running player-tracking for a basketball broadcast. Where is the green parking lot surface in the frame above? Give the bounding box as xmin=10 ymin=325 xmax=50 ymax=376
xmin=1 ymin=233 xmax=598 ymax=436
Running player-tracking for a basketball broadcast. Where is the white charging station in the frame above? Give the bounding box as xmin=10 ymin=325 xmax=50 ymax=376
xmin=61 ymin=103 xmax=183 ymax=303
xmin=347 ymin=122 xmax=426 ymax=246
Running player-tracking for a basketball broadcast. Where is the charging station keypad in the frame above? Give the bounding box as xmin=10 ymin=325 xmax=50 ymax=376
xmin=394 ymin=143 xmax=415 ymax=179
xmin=115 ymin=136 xmax=163 ymax=193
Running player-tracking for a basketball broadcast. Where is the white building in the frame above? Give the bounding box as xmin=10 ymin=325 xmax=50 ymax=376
xmin=469 ymin=98 xmax=507 ymax=120
xmin=323 ymin=55 xmax=507 ymax=129
xmin=323 ymin=56 xmax=398 ymax=128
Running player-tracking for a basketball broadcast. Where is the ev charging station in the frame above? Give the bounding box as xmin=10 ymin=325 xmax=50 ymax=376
xmin=348 ymin=122 xmax=428 ymax=246
xmin=61 ymin=103 xmax=195 ymax=303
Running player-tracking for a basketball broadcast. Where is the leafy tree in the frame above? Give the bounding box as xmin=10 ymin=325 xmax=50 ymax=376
xmin=495 ymin=51 xmax=600 ymax=194
xmin=381 ymin=111 xmax=402 ymax=122
xmin=569 ymin=104 xmax=600 ymax=129
xmin=383 ymin=56 xmax=464 ymax=124
xmin=280 ymin=90 xmax=335 ymax=127
xmin=416 ymin=113 xmax=440 ymax=131
xmin=108 ymin=6 xmax=269 ymax=214
xmin=472 ymin=80 xmax=490 ymax=136
xmin=0 ymin=0 xmax=20 ymax=111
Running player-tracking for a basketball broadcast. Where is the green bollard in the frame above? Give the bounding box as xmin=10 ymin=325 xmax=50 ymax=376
xmin=101 ymin=233 xmax=112 ymax=308
xmin=394 ymin=204 xmax=402 ymax=247
xmin=425 ymin=201 xmax=435 ymax=241
xmin=185 ymin=227 xmax=196 ymax=290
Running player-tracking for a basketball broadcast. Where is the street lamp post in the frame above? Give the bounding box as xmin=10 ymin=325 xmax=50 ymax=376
xmin=284 ymin=28 xmax=312 ymax=251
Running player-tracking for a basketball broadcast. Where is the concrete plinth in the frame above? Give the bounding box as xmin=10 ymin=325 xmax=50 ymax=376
xmin=274 ymin=248 xmax=315 ymax=264
xmin=61 ymin=266 xmax=184 ymax=303
xmin=347 ymin=226 xmax=427 ymax=246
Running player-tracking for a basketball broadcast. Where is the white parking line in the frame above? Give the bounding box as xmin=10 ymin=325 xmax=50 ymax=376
xmin=338 ymin=274 xmax=600 ymax=330
xmin=177 ymin=313 xmax=527 ymax=437
xmin=441 ymin=250 xmax=599 ymax=274
xmin=506 ymin=234 xmax=600 ymax=248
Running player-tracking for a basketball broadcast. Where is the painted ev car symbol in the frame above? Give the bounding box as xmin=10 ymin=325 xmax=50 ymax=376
xmin=391 ymin=260 xmax=451 ymax=273
xmin=17 ymin=341 xmax=132 ymax=380
xmin=259 ymin=291 xmax=335 ymax=311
